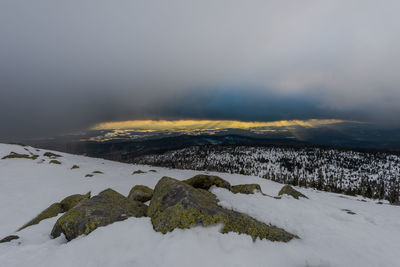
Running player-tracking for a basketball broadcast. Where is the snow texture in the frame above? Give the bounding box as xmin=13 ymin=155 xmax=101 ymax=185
xmin=0 ymin=143 xmax=399 ymax=267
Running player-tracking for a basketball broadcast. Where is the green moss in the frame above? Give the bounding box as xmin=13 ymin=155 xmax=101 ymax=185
xmin=71 ymin=165 xmax=79 ymax=169
xmin=132 ymin=170 xmax=146 ymax=175
xmin=231 ymin=184 xmax=262 ymax=194
xmin=92 ymin=171 xmax=103 ymax=174
xmin=128 ymin=185 xmax=153 ymax=202
xmin=278 ymin=185 xmax=308 ymax=199
xmin=49 ymin=160 xmax=61 ymax=164
xmin=85 ymin=174 xmax=94 ymax=177
xmin=0 ymin=235 xmax=19 ymax=243
xmin=18 ymin=203 xmax=64 ymax=231
xmin=43 ymin=152 xmax=62 ymax=158
xmin=60 ymin=192 xmax=91 ymax=211
xmin=182 ymin=174 xmax=231 ymax=190
xmin=2 ymin=152 xmax=38 ymax=160
xmin=51 ymin=189 xmax=148 ymax=241
xmin=149 ymin=177 xmax=297 ymax=242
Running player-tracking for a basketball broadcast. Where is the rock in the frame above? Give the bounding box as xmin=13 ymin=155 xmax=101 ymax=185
xmin=43 ymin=152 xmax=62 ymax=158
xmin=19 ymin=203 xmax=64 ymax=231
xmin=132 ymin=170 xmax=146 ymax=175
xmin=60 ymin=192 xmax=91 ymax=211
xmin=148 ymin=177 xmax=297 ymax=242
xmin=342 ymin=209 xmax=356 ymax=215
xmin=128 ymin=185 xmax=153 ymax=202
xmin=182 ymin=174 xmax=231 ymax=190
xmin=71 ymin=165 xmax=79 ymax=169
xmin=2 ymin=152 xmax=38 ymax=160
xmin=49 ymin=160 xmax=61 ymax=164
xmin=231 ymin=184 xmax=262 ymax=194
xmin=51 ymin=189 xmax=148 ymax=241
xmin=92 ymin=171 xmax=103 ymax=174
xmin=85 ymin=174 xmax=93 ymax=177
xmin=278 ymin=185 xmax=308 ymax=199
xmin=0 ymin=235 xmax=19 ymax=243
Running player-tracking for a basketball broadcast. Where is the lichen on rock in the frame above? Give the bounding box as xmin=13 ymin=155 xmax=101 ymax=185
xmin=51 ymin=189 xmax=148 ymax=241
xmin=182 ymin=174 xmax=231 ymax=191
xmin=18 ymin=203 xmax=64 ymax=231
xmin=2 ymin=152 xmax=38 ymax=160
xmin=43 ymin=152 xmax=62 ymax=158
xmin=60 ymin=192 xmax=91 ymax=211
xmin=148 ymin=176 xmax=297 ymax=242
xmin=231 ymin=184 xmax=262 ymax=194
xmin=278 ymin=185 xmax=308 ymax=199
xmin=128 ymin=185 xmax=153 ymax=202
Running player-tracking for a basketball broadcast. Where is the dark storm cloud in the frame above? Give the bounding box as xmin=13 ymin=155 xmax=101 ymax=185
xmin=1 ymin=0 xmax=400 ymax=139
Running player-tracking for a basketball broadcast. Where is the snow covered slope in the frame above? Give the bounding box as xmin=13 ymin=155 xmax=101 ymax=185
xmin=0 ymin=143 xmax=399 ymax=267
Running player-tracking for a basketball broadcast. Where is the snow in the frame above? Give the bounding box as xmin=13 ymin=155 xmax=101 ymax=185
xmin=0 ymin=143 xmax=400 ymax=267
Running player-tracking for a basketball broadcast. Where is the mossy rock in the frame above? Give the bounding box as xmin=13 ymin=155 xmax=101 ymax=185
xmin=2 ymin=152 xmax=38 ymax=160
xmin=148 ymin=177 xmax=297 ymax=242
xmin=0 ymin=235 xmax=19 ymax=243
xmin=18 ymin=203 xmax=64 ymax=231
xmin=60 ymin=192 xmax=91 ymax=211
xmin=43 ymin=152 xmax=62 ymax=158
xmin=128 ymin=185 xmax=153 ymax=202
xmin=231 ymin=184 xmax=262 ymax=194
xmin=49 ymin=160 xmax=61 ymax=164
xmin=85 ymin=174 xmax=94 ymax=177
xmin=71 ymin=165 xmax=79 ymax=169
xmin=278 ymin=185 xmax=308 ymax=199
xmin=342 ymin=209 xmax=356 ymax=215
xmin=182 ymin=174 xmax=231 ymax=191
xmin=92 ymin=171 xmax=103 ymax=174
xmin=132 ymin=170 xmax=146 ymax=175
xmin=51 ymin=189 xmax=148 ymax=241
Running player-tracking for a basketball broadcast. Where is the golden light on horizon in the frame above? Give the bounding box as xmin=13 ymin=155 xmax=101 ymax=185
xmin=91 ymin=119 xmax=345 ymax=132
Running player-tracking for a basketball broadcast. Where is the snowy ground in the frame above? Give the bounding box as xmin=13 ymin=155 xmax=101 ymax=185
xmin=0 ymin=143 xmax=399 ymax=267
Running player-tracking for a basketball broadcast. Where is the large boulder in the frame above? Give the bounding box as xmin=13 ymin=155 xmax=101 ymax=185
xmin=231 ymin=184 xmax=262 ymax=194
xmin=51 ymin=189 xmax=148 ymax=241
xmin=18 ymin=203 xmax=64 ymax=231
xmin=128 ymin=185 xmax=153 ymax=202
xmin=278 ymin=185 xmax=308 ymax=199
xmin=60 ymin=192 xmax=91 ymax=211
xmin=148 ymin=177 xmax=297 ymax=242
xmin=182 ymin=174 xmax=231 ymax=190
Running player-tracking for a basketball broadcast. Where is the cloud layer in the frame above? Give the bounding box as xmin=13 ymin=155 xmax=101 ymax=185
xmin=1 ymin=0 xmax=399 ymax=139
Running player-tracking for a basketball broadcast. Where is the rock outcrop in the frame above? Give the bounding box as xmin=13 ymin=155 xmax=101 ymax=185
xmin=148 ymin=176 xmax=297 ymax=242
xmin=231 ymin=184 xmax=262 ymax=194
xmin=278 ymin=185 xmax=308 ymax=199
xmin=182 ymin=174 xmax=231 ymax=190
xmin=128 ymin=185 xmax=153 ymax=202
xmin=0 ymin=235 xmax=19 ymax=243
xmin=51 ymin=189 xmax=148 ymax=241
xmin=18 ymin=192 xmax=90 ymax=231
xmin=18 ymin=203 xmax=64 ymax=231
xmin=60 ymin=192 xmax=91 ymax=211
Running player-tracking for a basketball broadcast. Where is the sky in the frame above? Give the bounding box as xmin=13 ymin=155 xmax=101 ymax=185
xmin=1 ymin=0 xmax=400 ymax=139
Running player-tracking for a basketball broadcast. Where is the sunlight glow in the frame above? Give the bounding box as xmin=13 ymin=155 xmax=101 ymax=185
xmin=91 ymin=119 xmax=345 ymax=132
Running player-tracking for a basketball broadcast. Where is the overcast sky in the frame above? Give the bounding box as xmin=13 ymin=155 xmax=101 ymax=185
xmin=1 ymin=0 xmax=399 ymax=139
